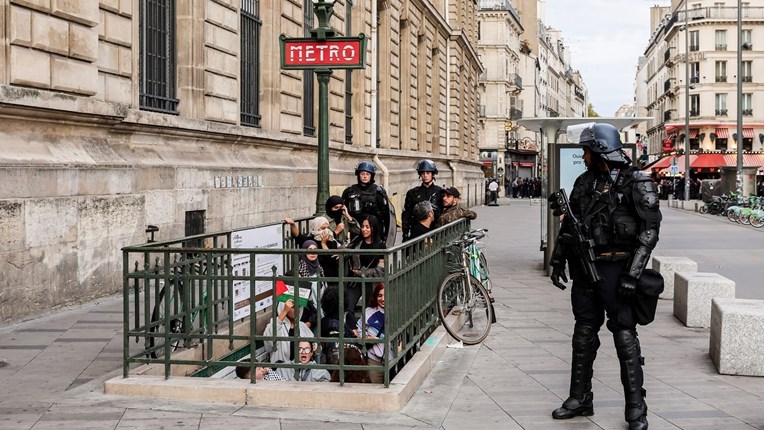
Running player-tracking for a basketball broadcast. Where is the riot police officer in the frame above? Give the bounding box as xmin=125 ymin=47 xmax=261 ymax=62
xmin=342 ymin=161 xmax=396 ymax=246
xmin=548 ymin=123 xmax=661 ymax=430
xmin=402 ymin=159 xmax=444 ymax=240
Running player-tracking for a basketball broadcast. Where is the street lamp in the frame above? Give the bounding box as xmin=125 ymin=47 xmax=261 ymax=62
xmin=310 ymin=0 xmax=336 ymax=215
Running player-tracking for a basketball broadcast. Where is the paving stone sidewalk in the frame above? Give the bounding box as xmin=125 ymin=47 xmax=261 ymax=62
xmin=0 ymin=200 xmax=762 ymax=430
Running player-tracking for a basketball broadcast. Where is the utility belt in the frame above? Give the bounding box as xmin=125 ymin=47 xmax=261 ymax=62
xmin=594 ymin=251 xmax=632 ymax=261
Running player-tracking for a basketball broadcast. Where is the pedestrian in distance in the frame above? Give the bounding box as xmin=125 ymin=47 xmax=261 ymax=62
xmin=433 ymin=186 xmax=477 ymax=229
xmin=402 ymin=159 xmax=444 ymax=241
xmin=487 ymin=179 xmax=499 ymax=205
xmin=548 ymin=122 xmax=662 ymax=430
xmin=342 ymin=161 xmax=397 ymax=247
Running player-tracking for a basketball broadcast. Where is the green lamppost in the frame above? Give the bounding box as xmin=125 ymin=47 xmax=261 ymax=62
xmin=279 ymin=1 xmax=367 ymax=215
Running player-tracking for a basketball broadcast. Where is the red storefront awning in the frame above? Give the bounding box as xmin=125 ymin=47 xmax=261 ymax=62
xmin=742 ymin=128 xmax=755 ymax=139
xmin=690 ymin=153 xmax=726 ymax=168
xmin=722 ymin=153 xmax=764 ymax=168
xmin=688 ymin=129 xmax=699 ymax=139
xmin=715 ymin=128 xmax=729 ymax=139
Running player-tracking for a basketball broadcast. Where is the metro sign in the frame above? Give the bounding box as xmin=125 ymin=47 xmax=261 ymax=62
xmin=280 ymin=35 xmax=367 ymax=70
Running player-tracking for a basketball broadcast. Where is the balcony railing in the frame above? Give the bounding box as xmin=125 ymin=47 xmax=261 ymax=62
xmin=689 ymin=110 xmax=700 ymax=117
xmin=691 ymin=75 xmax=699 ymax=84
xmin=743 ymin=109 xmax=753 ymax=116
xmin=715 ymin=75 xmax=727 ymax=83
xmin=715 ymin=44 xmax=727 ymax=51
xmin=510 ymin=73 xmax=522 ymax=88
xmin=715 ymin=109 xmax=728 ymax=116
xmin=743 ymin=76 xmax=753 ymax=83
xmin=678 ymin=6 xmax=763 ymax=22
xmin=690 ymin=44 xmax=699 ymax=52
xmin=510 ymin=107 xmax=523 ymax=120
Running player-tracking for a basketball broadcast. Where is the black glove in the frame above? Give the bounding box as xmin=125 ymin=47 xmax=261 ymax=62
xmin=619 ymin=275 xmax=638 ymax=302
xmin=550 ymin=266 xmax=568 ymax=290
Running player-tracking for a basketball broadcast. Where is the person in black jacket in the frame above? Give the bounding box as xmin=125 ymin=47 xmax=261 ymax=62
xmin=402 ymin=159 xmax=444 ymax=240
xmin=342 ymin=161 xmax=396 ymax=246
xmin=548 ymin=123 xmax=661 ymax=430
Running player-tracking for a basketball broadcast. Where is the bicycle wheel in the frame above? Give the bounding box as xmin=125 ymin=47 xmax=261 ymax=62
xmin=699 ymin=205 xmax=708 ymax=214
xmin=149 ymin=284 xmax=185 ymax=359
xmin=437 ymin=273 xmax=493 ymax=345
xmin=726 ymin=208 xmax=739 ymax=222
xmin=738 ymin=210 xmax=751 ymax=225
xmin=477 ymin=251 xmax=493 ymax=296
xmin=750 ymin=212 xmax=764 ymax=228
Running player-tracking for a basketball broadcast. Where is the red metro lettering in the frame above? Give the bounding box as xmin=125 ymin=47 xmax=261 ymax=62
xmin=285 ymin=40 xmax=361 ymax=67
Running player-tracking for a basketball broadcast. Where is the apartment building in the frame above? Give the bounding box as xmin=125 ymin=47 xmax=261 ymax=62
xmin=639 ymin=0 xmax=763 ymax=185
xmin=0 ymin=0 xmax=484 ymax=322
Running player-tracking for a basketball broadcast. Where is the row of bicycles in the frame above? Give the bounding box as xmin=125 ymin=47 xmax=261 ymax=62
xmin=699 ymin=193 xmax=764 ymax=228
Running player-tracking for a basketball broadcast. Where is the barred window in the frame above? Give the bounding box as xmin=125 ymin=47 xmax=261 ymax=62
xmin=303 ymin=0 xmax=315 ymax=136
xmin=139 ymin=0 xmax=179 ymax=114
xmin=241 ymin=0 xmax=261 ymax=127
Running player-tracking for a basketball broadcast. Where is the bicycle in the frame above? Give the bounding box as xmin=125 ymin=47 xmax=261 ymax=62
xmin=437 ymin=229 xmax=494 ymax=345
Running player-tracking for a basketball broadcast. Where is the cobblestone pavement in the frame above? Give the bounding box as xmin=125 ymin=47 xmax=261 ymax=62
xmin=0 ymin=199 xmax=762 ymax=429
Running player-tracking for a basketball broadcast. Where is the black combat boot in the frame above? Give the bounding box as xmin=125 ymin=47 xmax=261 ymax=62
xmin=552 ymin=323 xmax=600 ymax=419
xmin=614 ymin=329 xmax=649 ymax=430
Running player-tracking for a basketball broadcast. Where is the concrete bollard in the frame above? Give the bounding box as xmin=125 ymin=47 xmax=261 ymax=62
xmin=651 ymin=256 xmax=698 ymax=300
xmin=709 ymin=298 xmax=764 ymax=376
xmin=674 ymin=272 xmax=735 ymax=327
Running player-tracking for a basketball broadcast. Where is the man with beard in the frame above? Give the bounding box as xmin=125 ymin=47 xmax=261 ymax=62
xmin=402 ymin=159 xmax=444 ymax=240
xmin=433 ymin=187 xmax=476 ymax=229
xmin=548 ymin=123 xmax=661 ymax=430
xmin=342 ymin=161 xmax=396 ymax=246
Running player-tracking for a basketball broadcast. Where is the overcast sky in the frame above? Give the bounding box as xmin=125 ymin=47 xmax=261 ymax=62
xmin=543 ymin=0 xmax=672 ymax=116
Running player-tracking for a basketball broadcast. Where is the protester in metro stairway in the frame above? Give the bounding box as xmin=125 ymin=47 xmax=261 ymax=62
xmin=319 ymin=285 xmax=359 ymax=365
xmin=323 ymin=195 xmax=360 ymax=247
xmin=342 ymin=161 xmax=396 ymax=246
xmin=285 ymin=340 xmax=331 ymax=382
xmin=548 ymin=123 xmax=661 ymax=430
xmin=283 ymin=215 xmax=340 ymax=286
xmin=433 ymin=186 xmax=477 ymax=229
xmin=344 ymin=214 xmax=385 ymax=313
xmin=262 ymin=298 xmax=314 ymax=380
xmin=402 ymin=159 xmax=444 ymax=240
xmin=234 ymin=358 xmax=286 ymax=381
xmin=408 ymin=201 xmax=435 ymax=240
xmin=356 ymin=282 xmax=387 ymax=384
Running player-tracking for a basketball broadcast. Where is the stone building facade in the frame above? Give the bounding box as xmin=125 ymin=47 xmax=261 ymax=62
xmin=0 ymin=0 xmax=483 ymax=322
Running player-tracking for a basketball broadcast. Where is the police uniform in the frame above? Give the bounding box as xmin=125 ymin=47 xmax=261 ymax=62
xmin=402 ymin=160 xmax=444 ymax=240
xmin=549 ymin=123 xmax=661 ymax=430
xmin=342 ymin=161 xmax=395 ymax=246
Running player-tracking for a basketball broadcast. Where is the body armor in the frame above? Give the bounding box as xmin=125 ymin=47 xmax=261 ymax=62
xmin=341 ymin=183 xmax=394 ymax=245
xmin=402 ymin=183 xmax=444 ymax=239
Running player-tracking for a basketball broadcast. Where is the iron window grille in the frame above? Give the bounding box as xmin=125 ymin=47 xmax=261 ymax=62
xmin=715 ymin=109 xmax=728 ymax=116
xmin=240 ymin=0 xmax=261 ymax=127
xmin=139 ymin=0 xmax=179 ymax=114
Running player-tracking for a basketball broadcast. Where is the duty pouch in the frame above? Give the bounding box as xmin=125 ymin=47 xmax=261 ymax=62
xmin=632 ymin=269 xmax=664 ymax=325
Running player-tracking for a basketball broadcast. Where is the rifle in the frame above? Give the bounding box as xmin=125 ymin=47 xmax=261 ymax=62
xmin=548 ymin=189 xmax=601 ymax=284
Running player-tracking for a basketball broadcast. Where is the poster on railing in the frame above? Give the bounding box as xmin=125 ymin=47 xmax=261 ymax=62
xmin=231 ymin=223 xmax=283 ymax=319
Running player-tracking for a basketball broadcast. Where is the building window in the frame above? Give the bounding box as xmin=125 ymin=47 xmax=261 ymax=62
xmin=139 ymin=0 xmax=178 ymax=114
xmin=743 ymin=93 xmax=752 ymax=116
xmin=715 ymin=30 xmax=727 ymax=50
xmin=742 ymin=29 xmax=752 ymax=49
xmin=742 ymin=61 xmax=752 ymax=82
xmin=689 ymin=30 xmax=699 ymax=51
xmin=241 ymin=0 xmax=261 ymax=127
xmin=690 ymin=94 xmax=700 ymax=117
xmin=690 ymin=62 xmax=700 ymax=83
xmin=715 ymin=93 xmax=727 ymax=116
xmin=303 ymin=0 xmax=315 ymax=136
xmin=344 ymin=1 xmax=353 ymax=144
xmin=715 ymin=61 xmax=726 ymax=82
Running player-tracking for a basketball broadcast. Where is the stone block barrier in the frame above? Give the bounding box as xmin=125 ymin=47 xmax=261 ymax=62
xmin=709 ymin=298 xmax=764 ymax=376
xmin=652 ymin=256 xmax=698 ymax=300
xmin=674 ymin=272 xmax=735 ymax=328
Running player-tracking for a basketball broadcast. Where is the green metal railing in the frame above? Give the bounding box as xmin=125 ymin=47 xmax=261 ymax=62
xmin=122 ymin=218 xmax=469 ymax=387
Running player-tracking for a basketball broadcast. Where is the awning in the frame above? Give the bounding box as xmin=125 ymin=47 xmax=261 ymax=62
xmin=690 ymin=153 xmax=726 ymax=168
xmin=666 ymin=128 xmax=678 ymax=137
xmin=722 ymin=153 xmax=764 ymax=168
xmin=742 ymin=128 xmax=755 ymax=139
xmin=715 ymin=128 xmax=729 ymax=139
xmin=689 ymin=129 xmax=699 ymax=139
xmin=646 ymin=155 xmax=673 ymax=170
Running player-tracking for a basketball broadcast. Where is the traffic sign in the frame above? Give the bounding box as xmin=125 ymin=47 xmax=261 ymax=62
xmin=670 ymin=165 xmax=679 ymax=175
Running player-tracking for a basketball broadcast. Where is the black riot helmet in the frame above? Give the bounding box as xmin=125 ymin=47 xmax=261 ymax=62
xmin=567 ymin=122 xmax=629 ymax=165
xmin=355 ymin=160 xmax=376 ymax=178
xmin=415 ymin=159 xmax=438 ymax=175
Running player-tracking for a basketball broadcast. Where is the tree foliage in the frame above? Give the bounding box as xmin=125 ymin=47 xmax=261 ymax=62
xmin=587 ymin=104 xmax=600 ymax=118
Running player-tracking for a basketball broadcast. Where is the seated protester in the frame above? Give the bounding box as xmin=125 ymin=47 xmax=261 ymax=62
xmin=330 ymin=344 xmax=371 ymax=383
xmin=357 ymin=283 xmax=387 ymax=384
xmin=262 ymin=298 xmax=314 ymax=380
xmin=319 ymin=286 xmax=358 ymax=365
xmin=235 ymin=359 xmax=286 ymax=381
xmin=433 ymin=186 xmax=477 ymax=228
xmin=345 ymin=214 xmax=385 ymax=313
xmin=408 ymin=201 xmax=435 ymax=240
xmin=324 ymin=195 xmax=360 ymax=247
xmin=289 ymin=341 xmax=331 ymax=382
xmin=295 ymin=240 xmax=325 ymax=330
xmin=284 ymin=216 xmax=341 ymax=282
